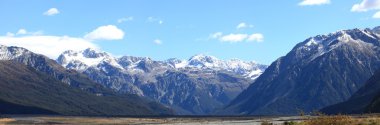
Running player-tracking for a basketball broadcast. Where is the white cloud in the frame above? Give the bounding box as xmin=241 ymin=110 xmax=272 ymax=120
xmin=247 ymin=33 xmax=264 ymax=42
xmin=0 ymin=35 xmax=98 ymax=59
xmin=0 ymin=25 xmax=125 ymax=59
xmin=147 ymin=17 xmax=164 ymax=24
xmin=350 ymin=0 xmax=380 ymax=19
xmin=298 ymin=0 xmax=330 ymax=6
xmin=29 ymin=31 xmax=44 ymax=36
xmin=147 ymin=17 xmax=156 ymax=22
xmin=351 ymin=0 xmax=380 ymax=12
xmin=7 ymin=28 xmax=44 ymax=36
xmin=210 ymin=32 xmax=264 ymax=43
xmin=153 ymin=39 xmax=162 ymax=45
xmin=236 ymin=22 xmax=254 ymax=29
xmin=6 ymin=32 xmax=14 ymax=37
xmin=117 ymin=16 xmax=134 ymax=23
xmin=210 ymin=32 xmax=223 ymax=39
xmin=220 ymin=34 xmax=248 ymax=43
xmin=373 ymin=11 xmax=380 ymax=18
xmin=84 ymin=25 xmax=124 ymax=41
xmin=43 ymin=8 xmax=60 ymax=16
xmin=17 ymin=29 xmax=27 ymax=35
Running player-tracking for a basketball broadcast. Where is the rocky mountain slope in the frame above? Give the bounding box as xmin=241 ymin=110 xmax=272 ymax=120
xmin=321 ymin=69 xmax=380 ymax=114
xmin=0 ymin=45 xmax=173 ymax=116
xmin=224 ymin=26 xmax=380 ymax=115
xmin=56 ymin=49 xmax=267 ymax=114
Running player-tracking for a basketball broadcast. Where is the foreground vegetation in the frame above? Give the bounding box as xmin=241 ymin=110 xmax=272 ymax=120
xmin=262 ymin=114 xmax=380 ymax=125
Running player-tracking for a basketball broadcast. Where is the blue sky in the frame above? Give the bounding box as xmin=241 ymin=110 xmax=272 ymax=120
xmin=0 ymin=0 xmax=379 ymax=64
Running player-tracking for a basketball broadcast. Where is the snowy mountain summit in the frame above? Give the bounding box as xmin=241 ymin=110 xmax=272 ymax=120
xmin=0 ymin=45 xmax=32 ymax=60
xmin=294 ymin=27 xmax=380 ymax=64
xmin=57 ymin=48 xmax=122 ymax=71
xmin=166 ymin=54 xmax=266 ymax=79
xmin=57 ymin=49 xmax=267 ymax=79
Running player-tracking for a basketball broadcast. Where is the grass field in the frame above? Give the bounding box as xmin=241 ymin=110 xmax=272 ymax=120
xmin=292 ymin=114 xmax=380 ymax=125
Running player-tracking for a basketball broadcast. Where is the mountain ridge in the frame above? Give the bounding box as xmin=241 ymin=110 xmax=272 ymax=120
xmin=0 ymin=45 xmax=173 ymax=116
xmin=57 ymin=49 xmax=266 ymax=80
xmin=224 ymin=26 xmax=380 ymax=115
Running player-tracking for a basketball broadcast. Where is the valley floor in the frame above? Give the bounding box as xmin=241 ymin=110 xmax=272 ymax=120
xmin=1 ymin=115 xmax=380 ymax=125
xmin=0 ymin=115 xmax=301 ymax=125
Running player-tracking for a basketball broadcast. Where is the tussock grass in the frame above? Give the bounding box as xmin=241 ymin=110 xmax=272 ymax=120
xmin=267 ymin=114 xmax=380 ymax=125
xmin=0 ymin=118 xmax=15 ymax=124
xmin=300 ymin=115 xmax=354 ymax=125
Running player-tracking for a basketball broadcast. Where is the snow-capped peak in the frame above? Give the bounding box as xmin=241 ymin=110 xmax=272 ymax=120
xmin=188 ymin=54 xmax=222 ymax=68
xmin=189 ymin=54 xmax=219 ymax=62
xmin=0 ymin=45 xmax=31 ymax=60
xmin=57 ymin=49 xmax=267 ymax=80
xmin=304 ymin=37 xmax=320 ymax=47
xmin=163 ymin=54 xmax=267 ymax=79
xmin=57 ymin=48 xmax=122 ymax=71
xmin=296 ymin=27 xmax=380 ymax=64
xmin=82 ymin=48 xmax=108 ymax=58
xmin=117 ymin=56 xmax=154 ymax=69
xmin=118 ymin=56 xmax=152 ymax=64
xmin=165 ymin=58 xmax=187 ymax=68
xmin=225 ymin=59 xmax=258 ymax=70
xmin=300 ymin=28 xmax=379 ymax=49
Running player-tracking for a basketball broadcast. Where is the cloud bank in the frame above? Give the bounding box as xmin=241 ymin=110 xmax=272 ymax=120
xmin=0 ymin=35 xmax=98 ymax=59
xmin=84 ymin=25 xmax=124 ymax=41
xmin=0 ymin=25 xmax=124 ymax=59
xmin=298 ymin=0 xmax=330 ymax=6
xmin=211 ymin=32 xmax=264 ymax=43
xmin=351 ymin=0 xmax=380 ymax=12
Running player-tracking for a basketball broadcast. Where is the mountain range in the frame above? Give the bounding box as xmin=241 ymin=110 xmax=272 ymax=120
xmin=224 ymin=26 xmax=380 ymax=115
xmin=56 ymin=49 xmax=267 ymax=114
xmin=0 ymin=45 xmax=173 ymax=116
xmin=1 ymin=26 xmax=380 ymax=116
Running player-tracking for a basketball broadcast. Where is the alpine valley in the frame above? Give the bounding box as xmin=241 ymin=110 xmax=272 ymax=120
xmin=0 ymin=45 xmax=173 ymax=116
xmin=2 ymin=26 xmax=380 ymax=117
xmin=56 ymin=49 xmax=267 ymax=115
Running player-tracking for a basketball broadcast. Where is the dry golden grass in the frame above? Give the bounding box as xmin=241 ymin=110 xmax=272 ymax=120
xmin=293 ymin=115 xmax=380 ymax=125
xmin=301 ymin=115 xmax=354 ymax=125
xmin=0 ymin=118 xmax=15 ymax=124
